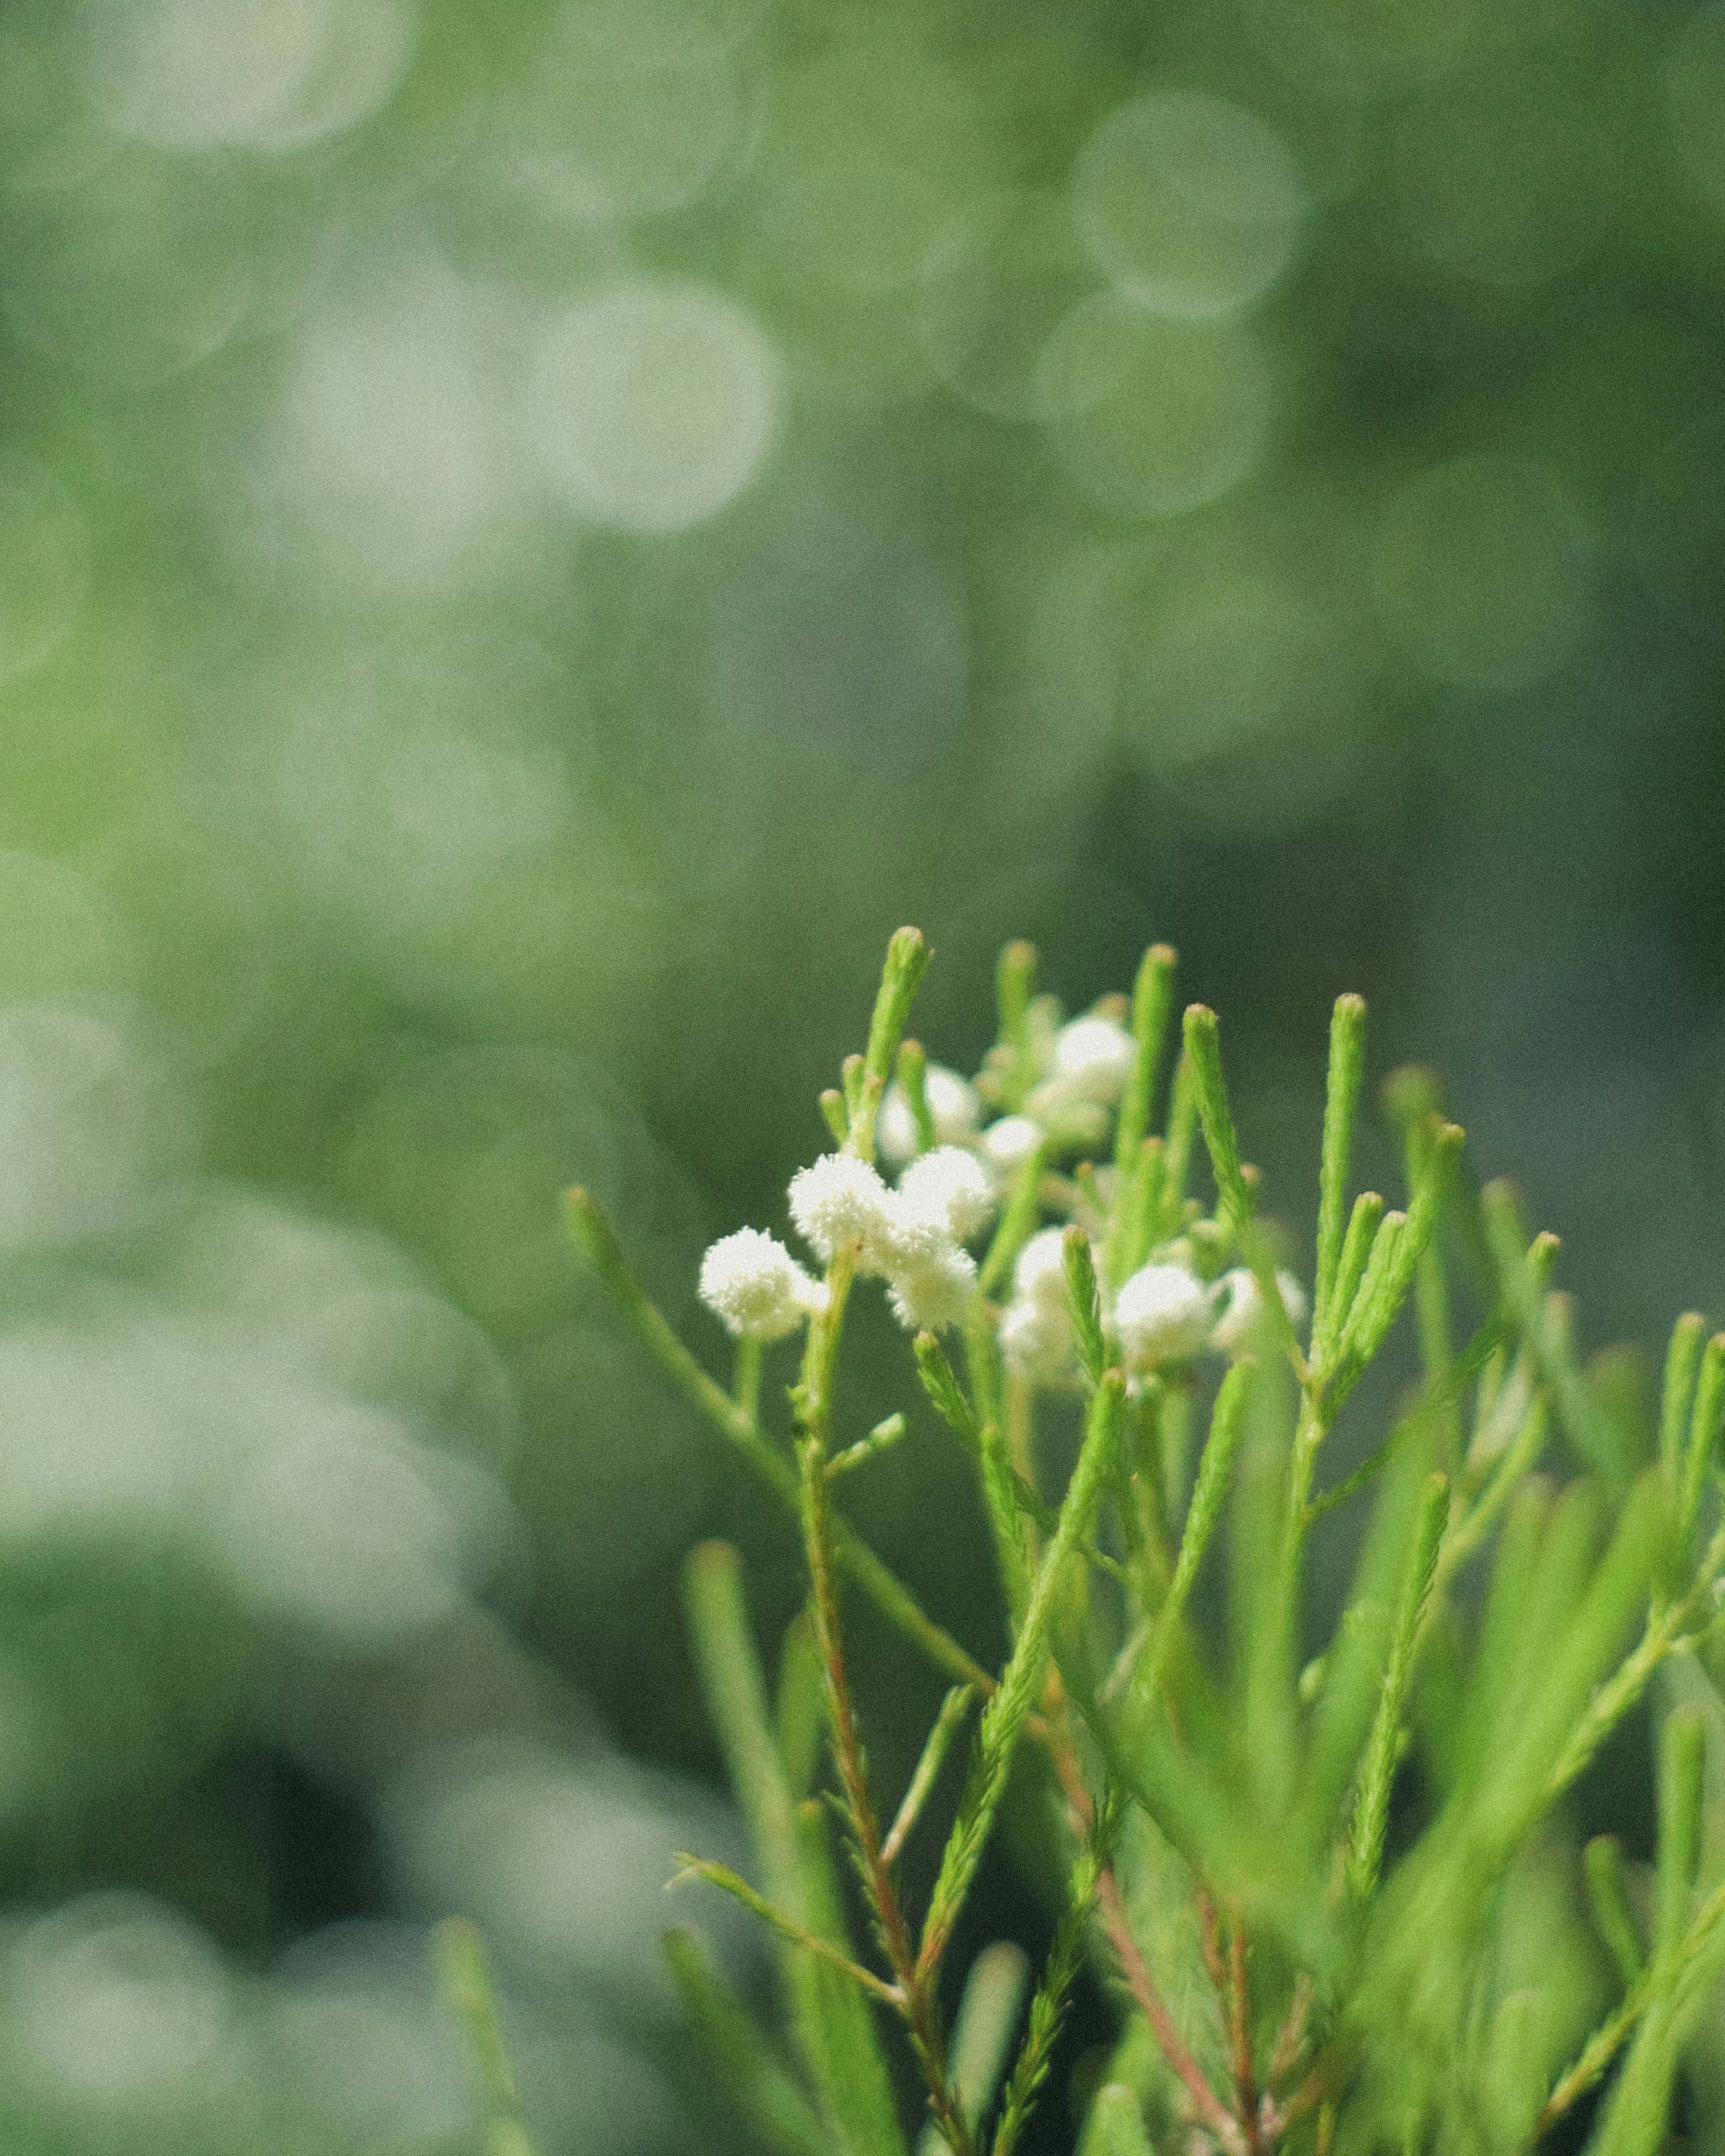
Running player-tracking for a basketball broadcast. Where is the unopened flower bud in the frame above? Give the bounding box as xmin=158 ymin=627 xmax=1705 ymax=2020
xmin=877 ymin=1065 xmax=982 ymax=1164
xmin=1012 ymin=1225 xmax=1072 ymax=1309
xmin=1114 ymin=1262 xmax=1216 ymax=1366
xmin=999 ymin=1296 xmax=1073 ymax=1383
xmin=1052 ymin=1014 xmax=1136 ymax=1104
xmin=982 ymin=1115 xmax=1041 ymax=1174
xmin=1210 ymin=1267 xmax=1309 ymax=1354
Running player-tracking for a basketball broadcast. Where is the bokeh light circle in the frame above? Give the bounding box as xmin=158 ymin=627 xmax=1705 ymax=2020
xmin=742 ymin=161 xmax=947 ymax=409
xmin=75 ymin=0 xmax=415 ymax=153
xmin=509 ymin=6 xmax=741 ymax=225
xmin=1072 ymin=91 xmax=1309 ymax=319
xmin=0 ymin=1008 xmax=162 ymax=1252
xmin=916 ymin=190 xmax=1101 ymax=421
xmin=210 ymin=1397 xmax=475 ymax=1646
xmin=3 ymin=151 xmax=252 ymax=385
xmin=1371 ymin=455 xmax=1597 ymax=691
xmin=8 ymin=1895 xmax=234 ymax=2116
xmin=527 ymin=283 xmax=780 ymax=532
xmin=388 ymin=1741 xmax=754 ymax=2003
xmin=1048 ymin=316 xmax=1273 ymax=520
xmin=1034 ymin=291 xmax=1159 ymax=417
xmin=265 ymin=274 xmax=513 ymax=594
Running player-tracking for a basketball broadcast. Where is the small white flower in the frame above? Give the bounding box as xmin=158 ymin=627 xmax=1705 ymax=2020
xmin=1210 ymin=1266 xmax=1309 ymax=1355
xmin=887 ymin=1243 xmax=978 ymax=1331
xmin=897 ymin=1146 xmax=996 ymax=1243
xmin=787 ymin=1154 xmax=896 ymax=1269
xmin=877 ymin=1065 xmax=982 ymax=1164
xmin=1012 ymin=1225 xmax=1072 ymax=1308
xmin=999 ymin=1295 xmax=1072 ymax=1383
xmin=877 ymin=1195 xmax=953 ymax=1272
xmin=1052 ymin=1015 xmax=1136 ymax=1104
xmin=699 ymin=1228 xmax=825 ymax=1340
xmin=1115 ymin=1262 xmax=1216 ymax=1366
xmin=982 ymin=1115 xmax=1041 ymax=1174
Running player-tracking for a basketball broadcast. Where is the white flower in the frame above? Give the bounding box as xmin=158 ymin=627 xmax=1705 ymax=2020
xmin=982 ymin=1115 xmax=1041 ymax=1174
xmin=1012 ymin=1225 xmax=1072 ymax=1308
xmin=1115 ymin=1262 xmax=1215 ymax=1366
xmin=699 ymin=1228 xmax=826 ymax=1340
xmin=897 ymin=1146 xmax=996 ymax=1242
xmin=1210 ymin=1267 xmax=1309 ymax=1355
xmin=877 ymin=1065 xmax=982 ymax=1164
xmin=887 ymin=1244 xmax=978 ymax=1331
xmin=999 ymin=1295 xmax=1072 ymax=1383
xmin=787 ymin=1154 xmax=896 ymax=1270
xmin=877 ymin=1195 xmax=952 ymax=1272
xmin=1052 ymin=1015 xmax=1136 ymax=1104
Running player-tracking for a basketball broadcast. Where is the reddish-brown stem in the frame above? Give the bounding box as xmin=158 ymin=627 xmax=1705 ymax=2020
xmin=1039 ymin=1680 xmax=1246 ymax=2156
xmin=1227 ymin=1902 xmax=1261 ymax=2154
xmin=1268 ymin=1973 xmax=1314 ymax=2095
xmin=796 ymin=1277 xmax=974 ymax=2156
xmin=1198 ymin=1890 xmax=1229 ymax=2000
xmin=1200 ymin=1889 xmax=1262 ymax=2150
xmin=1097 ymin=1864 xmax=1252 ymax=2156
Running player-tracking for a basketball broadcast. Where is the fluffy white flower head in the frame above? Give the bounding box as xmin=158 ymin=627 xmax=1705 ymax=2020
xmin=1053 ymin=1015 xmax=1136 ymax=1104
xmin=699 ymin=1228 xmax=826 ymax=1340
xmin=787 ymin=1153 xmax=896 ymax=1270
xmin=1210 ymin=1267 xmax=1309 ymax=1355
xmin=888 ymin=1244 xmax=978 ymax=1331
xmin=1012 ymin=1225 xmax=1071 ymax=1309
xmin=1114 ymin=1262 xmax=1215 ymax=1366
xmin=982 ymin=1115 xmax=1041 ymax=1174
xmin=897 ymin=1146 xmax=995 ymax=1243
xmin=877 ymin=1065 xmax=982 ymax=1164
xmin=999 ymin=1295 xmax=1071 ymax=1384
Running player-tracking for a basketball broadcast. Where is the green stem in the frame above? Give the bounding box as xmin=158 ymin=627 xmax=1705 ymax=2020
xmin=566 ymin=1187 xmax=993 ymax=1694
xmin=734 ymin=1335 xmax=762 ymax=1420
xmin=434 ymin=1918 xmax=543 ymax=2156
xmin=796 ymin=1258 xmax=977 ymax=2156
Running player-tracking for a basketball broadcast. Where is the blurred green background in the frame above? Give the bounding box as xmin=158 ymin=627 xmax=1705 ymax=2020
xmin=0 ymin=0 xmax=1721 ymax=2145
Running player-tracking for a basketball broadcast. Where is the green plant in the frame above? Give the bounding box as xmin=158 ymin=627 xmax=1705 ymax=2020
xmin=565 ymin=928 xmax=1725 ymax=2156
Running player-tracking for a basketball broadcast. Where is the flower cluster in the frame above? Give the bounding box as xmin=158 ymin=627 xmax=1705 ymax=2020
xmin=998 ymin=1241 xmax=1308 ymax=1385
xmin=876 ymin=1005 xmax=1139 ymax=1186
xmin=694 ymin=992 xmax=1308 ymax=1364
xmin=787 ymin=1146 xmax=994 ymax=1330
xmin=697 ymin=1144 xmax=1000 ymax=1342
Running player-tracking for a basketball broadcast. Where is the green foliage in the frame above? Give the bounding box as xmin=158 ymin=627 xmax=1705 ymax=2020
xmin=434 ymin=1917 xmax=544 ymax=2156
xmin=572 ymin=931 xmax=1725 ymax=2156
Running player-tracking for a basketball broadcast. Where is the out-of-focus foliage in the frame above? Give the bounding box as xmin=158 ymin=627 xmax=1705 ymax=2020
xmin=0 ymin=0 xmax=1720 ymax=2146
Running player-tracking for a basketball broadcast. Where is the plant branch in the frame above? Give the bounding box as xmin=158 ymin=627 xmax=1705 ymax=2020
xmin=669 ymin=1857 xmax=905 ymax=2006
xmin=565 ymin=1186 xmax=994 ymax=1696
xmin=796 ymin=1267 xmax=976 ymax=2156
xmin=1096 ymin=1865 xmax=1250 ymax=2156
